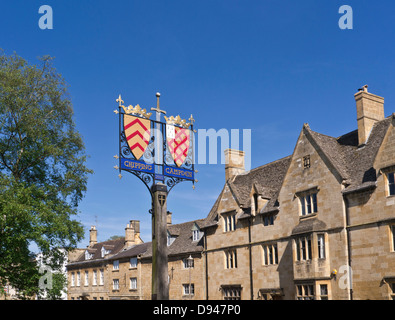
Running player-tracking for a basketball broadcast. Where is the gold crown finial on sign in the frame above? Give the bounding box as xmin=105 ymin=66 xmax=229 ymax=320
xmin=164 ymin=115 xmax=191 ymax=129
xmin=121 ymin=104 xmax=152 ymax=119
xmin=115 ymin=94 xmax=152 ymax=119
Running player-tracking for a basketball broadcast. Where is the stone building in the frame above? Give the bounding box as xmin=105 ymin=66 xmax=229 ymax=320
xmin=67 ymin=216 xmax=206 ymax=300
xmin=67 ymin=221 xmax=143 ymax=300
xmin=67 ymin=86 xmax=395 ymax=300
xmin=201 ymin=86 xmax=395 ymax=300
xmin=138 ymin=217 xmax=206 ymax=300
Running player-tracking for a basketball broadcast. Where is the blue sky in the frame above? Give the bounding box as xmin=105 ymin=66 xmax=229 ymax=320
xmin=2 ymin=0 xmax=395 ymax=246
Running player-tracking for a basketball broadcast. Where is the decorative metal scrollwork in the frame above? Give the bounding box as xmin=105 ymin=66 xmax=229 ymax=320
xmin=116 ymin=94 xmax=196 ymax=197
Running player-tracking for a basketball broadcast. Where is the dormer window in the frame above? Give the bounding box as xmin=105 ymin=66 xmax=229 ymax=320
xmin=192 ymin=223 xmax=202 ymax=242
xmin=193 ymin=229 xmax=200 ymax=241
xmin=253 ymin=193 xmax=259 ymax=213
xmin=101 ymin=246 xmax=111 ymax=258
xmin=85 ymin=250 xmax=93 ymax=260
xmin=167 ymin=231 xmax=176 ymax=246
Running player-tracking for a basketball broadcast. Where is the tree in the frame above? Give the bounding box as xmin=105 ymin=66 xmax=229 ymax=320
xmin=37 ymin=271 xmax=67 ymax=300
xmin=0 ymin=50 xmax=92 ymax=298
xmin=107 ymin=235 xmax=124 ymax=241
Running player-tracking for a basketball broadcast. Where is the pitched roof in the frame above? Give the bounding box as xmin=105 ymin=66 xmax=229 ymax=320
xmin=229 ymin=155 xmax=292 ymax=208
xmin=108 ymin=242 xmax=150 ymax=260
xmin=205 ymin=155 xmax=292 ymax=222
xmin=67 ymin=238 xmax=126 ymax=266
xmin=305 ymin=115 xmax=393 ymax=193
xmin=205 ymin=115 xmax=393 ymax=224
xmin=142 ymin=219 xmax=205 ymax=258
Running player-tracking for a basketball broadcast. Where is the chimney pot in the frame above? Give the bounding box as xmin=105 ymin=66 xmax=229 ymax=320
xmin=354 ymin=86 xmax=384 ymax=146
xmin=89 ymin=226 xmax=97 ymax=247
xmin=224 ymin=149 xmax=245 ymax=181
xmin=125 ymin=220 xmax=142 ymax=247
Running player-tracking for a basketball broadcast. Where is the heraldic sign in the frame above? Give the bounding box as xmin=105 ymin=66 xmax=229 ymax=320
xmin=114 ymin=93 xmax=196 ymax=195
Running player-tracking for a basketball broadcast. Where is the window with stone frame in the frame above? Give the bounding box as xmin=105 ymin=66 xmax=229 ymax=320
xmin=99 ymin=269 xmax=104 ymax=285
xmin=299 ymin=192 xmax=318 ymax=216
xmin=391 ymin=225 xmax=395 ymax=252
xmin=317 ymin=234 xmax=326 ymax=259
xmin=223 ymin=213 xmax=236 ymax=232
xmin=130 ymin=257 xmax=137 ymax=268
xmin=113 ymin=260 xmax=119 ymax=270
xmin=319 ymin=284 xmax=329 ymax=300
xmin=390 ymin=282 xmax=395 ymax=300
xmin=113 ymin=279 xmax=119 ymax=290
xmin=303 ymin=155 xmax=311 ymax=169
xmin=222 ymin=286 xmax=241 ymax=300
xmin=93 ymin=270 xmax=97 ymax=286
xmin=262 ymin=214 xmax=274 ymax=226
xmin=387 ymin=172 xmax=395 ymax=196
xmin=183 ymin=283 xmax=195 ymax=295
xmin=130 ymin=277 xmax=137 ymax=290
xmin=224 ymin=249 xmax=238 ymax=269
xmin=296 ymin=284 xmax=315 ymax=300
xmin=262 ymin=243 xmax=278 ymax=265
xmin=295 ymin=235 xmax=312 ymax=261
xmin=71 ymin=272 xmax=75 ymax=287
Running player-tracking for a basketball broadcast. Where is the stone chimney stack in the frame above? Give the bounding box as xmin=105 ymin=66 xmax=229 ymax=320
xmin=125 ymin=220 xmax=142 ymax=247
xmin=224 ymin=149 xmax=245 ymax=181
xmin=89 ymin=226 xmax=97 ymax=247
xmin=167 ymin=211 xmax=172 ymax=226
xmin=355 ymin=85 xmax=385 ymax=146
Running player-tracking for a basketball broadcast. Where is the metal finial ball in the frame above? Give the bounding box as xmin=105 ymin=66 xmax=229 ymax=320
xmin=156 ymin=92 xmax=161 ymax=97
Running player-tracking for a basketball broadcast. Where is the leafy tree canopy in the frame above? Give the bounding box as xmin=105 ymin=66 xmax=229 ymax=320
xmin=0 ymin=50 xmax=92 ymax=298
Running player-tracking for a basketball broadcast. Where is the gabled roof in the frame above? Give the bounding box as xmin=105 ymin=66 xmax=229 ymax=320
xmin=205 ymin=114 xmax=393 ymax=224
xmin=305 ymin=115 xmax=393 ymax=194
xmin=205 ymin=155 xmax=292 ymax=223
xmin=228 ymin=155 xmax=292 ymax=208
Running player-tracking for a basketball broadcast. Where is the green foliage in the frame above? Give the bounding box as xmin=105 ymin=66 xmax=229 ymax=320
xmin=0 ymin=50 xmax=92 ymax=298
xmin=107 ymin=235 xmax=123 ymax=241
xmin=37 ymin=271 xmax=67 ymax=300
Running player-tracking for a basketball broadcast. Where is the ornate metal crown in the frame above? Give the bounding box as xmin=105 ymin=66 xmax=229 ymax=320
xmin=121 ymin=104 xmax=152 ymax=119
xmin=164 ymin=115 xmax=191 ymax=128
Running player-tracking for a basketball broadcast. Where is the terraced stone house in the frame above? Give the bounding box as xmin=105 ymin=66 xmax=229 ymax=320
xmin=202 ymin=86 xmax=395 ymax=300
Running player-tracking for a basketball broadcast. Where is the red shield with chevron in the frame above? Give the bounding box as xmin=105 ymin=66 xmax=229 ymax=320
xmin=123 ymin=115 xmax=151 ymax=160
xmin=167 ymin=127 xmax=191 ymax=167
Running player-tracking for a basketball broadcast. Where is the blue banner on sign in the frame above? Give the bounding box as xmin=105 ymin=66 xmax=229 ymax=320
xmin=164 ymin=166 xmax=194 ymax=181
xmin=121 ymin=158 xmax=155 ymax=174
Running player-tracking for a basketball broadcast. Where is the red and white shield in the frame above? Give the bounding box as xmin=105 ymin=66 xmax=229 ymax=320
xmin=124 ymin=115 xmax=151 ymax=160
xmin=167 ymin=127 xmax=190 ymax=167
